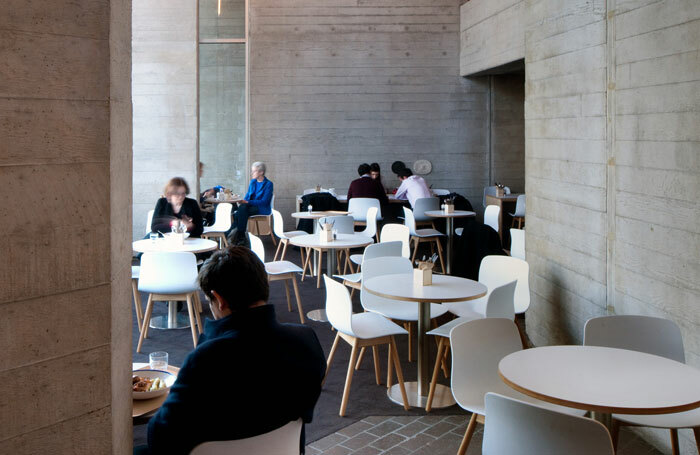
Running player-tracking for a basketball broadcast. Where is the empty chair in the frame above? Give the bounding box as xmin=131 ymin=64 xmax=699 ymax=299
xmin=403 ymin=207 xmax=445 ymax=273
xmin=336 ymin=241 xmax=403 ymax=296
xmin=250 ymin=234 xmax=305 ymax=324
xmin=484 ymin=205 xmax=500 ymax=233
xmin=190 ymin=418 xmax=303 ymax=455
xmin=584 ymin=315 xmax=700 ymax=453
xmin=431 ymin=189 xmax=450 ymax=196
xmin=349 ymin=207 xmax=380 ymax=268
xmin=131 ymin=265 xmax=143 ymax=328
xmin=413 ymin=197 xmax=440 ymax=228
xmin=483 ymin=186 xmax=498 ymax=208
xmin=323 ymin=276 xmax=409 ymax=416
xmin=146 ymin=209 xmax=155 ymax=234
xmin=509 ymin=194 xmax=525 ymax=228
xmin=482 ymin=393 xmax=614 ymax=455
xmin=137 ymin=252 xmax=202 ymax=352
xmin=271 ymin=209 xmax=308 ymax=261
xmin=510 ymin=228 xmax=525 ymax=260
xmin=347 ymin=197 xmax=382 ymax=225
xmin=317 ymin=215 xmax=355 ymax=234
xmin=450 ymin=318 xmax=586 ymax=455
xmin=248 ymin=195 xmax=276 ymax=246
xmin=380 ymin=223 xmax=410 ymax=258
xmin=201 ymin=202 xmax=233 ymax=248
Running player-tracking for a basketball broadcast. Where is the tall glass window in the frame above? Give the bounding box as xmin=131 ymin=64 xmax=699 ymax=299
xmin=198 ymin=0 xmax=247 ymax=194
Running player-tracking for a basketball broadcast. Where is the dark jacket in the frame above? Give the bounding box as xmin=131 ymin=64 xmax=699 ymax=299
xmin=147 ymin=305 xmax=326 ymax=455
xmin=347 ymin=176 xmax=389 ymax=207
xmin=151 ymin=197 xmax=204 ymax=237
xmin=298 ymin=192 xmax=342 ymax=233
xmin=452 ymin=219 xmax=505 ymax=280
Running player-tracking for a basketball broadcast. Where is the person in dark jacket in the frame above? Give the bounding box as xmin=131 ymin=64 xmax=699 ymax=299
xmin=231 ymin=161 xmax=274 ymax=244
xmin=145 ymin=246 xmax=326 ymax=455
xmin=347 ymin=163 xmax=389 ymax=207
xmin=151 ymin=177 xmax=204 ymax=237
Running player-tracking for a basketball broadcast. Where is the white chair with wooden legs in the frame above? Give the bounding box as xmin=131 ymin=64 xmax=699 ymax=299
xmin=347 ymin=197 xmax=382 ymax=227
xmin=380 ymin=224 xmax=410 ymax=258
xmin=412 ymin=197 xmax=440 ymax=228
xmin=482 ymin=186 xmax=498 ymax=208
xmin=482 ymin=393 xmax=614 ymax=455
xmin=249 ymin=234 xmax=305 ymax=324
xmin=201 ymin=203 xmax=232 ymax=248
xmin=335 ymin=241 xmax=403 ymax=299
xmin=131 ymin=265 xmax=143 ymax=329
xmin=323 ymin=275 xmax=410 ymax=416
xmin=248 ymin=195 xmax=276 ymax=246
xmin=425 ymin=280 xmax=516 ymax=412
xmin=450 ymin=318 xmax=586 ymax=455
xmin=348 ymin=207 xmax=380 ymax=269
xmin=509 ymin=194 xmax=525 ymax=228
xmin=190 ymin=418 xmax=303 ymax=455
xmin=484 ymin=205 xmax=500 ymax=233
xmin=584 ymin=315 xmax=700 ymax=454
xmin=402 ymin=207 xmax=445 ymax=273
xmin=510 ymin=228 xmax=525 ymax=260
xmin=361 ymin=257 xmax=449 ymax=363
xmin=271 ymin=209 xmax=308 ymax=262
xmin=136 ymin=252 xmax=202 ymax=352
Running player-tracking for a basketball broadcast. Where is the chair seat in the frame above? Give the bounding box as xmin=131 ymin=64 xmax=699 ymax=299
xmin=455 ymin=227 xmax=463 ymax=236
xmin=282 ymin=230 xmax=308 ymax=239
xmin=265 ymin=261 xmax=302 ymax=275
xmin=427 ymin=316 xmax=482 ymax=338
xmin=444 ymin=299 xmax=485 ymax=319
xmin=346 ymin=312 xmax=408 ymax=339
xmin=613 ymin=408 xmax=700 ymax=429
xmin=350 ymin=254 xmax=363 ymax=265
xmin=367 ymin=302 xmax=449 ymax=322
xmin=459 ymin=383 xmax=588 ymax=418
xmin=335 ymin=272 xmax=361 ymax=283
xmin=131 ymin=265 xmax=140 ymax=279
xmin=414 ymin=228 xmax=444 ymax=238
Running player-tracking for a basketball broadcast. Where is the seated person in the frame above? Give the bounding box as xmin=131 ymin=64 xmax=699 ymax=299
xmin=145 ymin=246 xmax=326 ymax=455
xmin=369 ymin=162 xmax=385 ymax=190
xmin=231 ymin=161 xmax=273 ymax=244
xmin=395 ymin=168 xmax=432 ymax=208
xmin=347 ymin=163 xmax=389 ymax=207
xmin=151 ymin=177 xmax=203 ymax=237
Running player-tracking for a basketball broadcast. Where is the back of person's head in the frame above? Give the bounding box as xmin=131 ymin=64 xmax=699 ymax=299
xmin=357 ymin=163 xmax=371 ymax=176
xmin=198 ymin=246 xmax=269 ymax=312
xmin=164 ymin=177 xmax=190 ymax=196
xmin=397 ymin=168 xmax=413 ymax=179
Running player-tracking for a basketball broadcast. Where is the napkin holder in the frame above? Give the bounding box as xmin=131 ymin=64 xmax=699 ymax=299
xmin=320 ymin=223 xmax=333 ymax=243
xmin=414 ymin=261 xmax=433 ymax=286
xmin=166 ymin=232 xmax=185 ymax=246
xmin=443 ymin=203 xmax=454 ymax=214
xmin=496 ymin=187 xmax=505 ymax=197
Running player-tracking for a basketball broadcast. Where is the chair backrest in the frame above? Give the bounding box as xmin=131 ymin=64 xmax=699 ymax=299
xmin=211 ymin=203 xmax=233 ymax=231
xmin=504 ymin=186 xmax=511 ymax=194
xmin=360 ymin=256 xmax=413 ymax=313
xmin=402 ymin=206 xmax=418 ymax=235
xmin=318 ymin=215 xmax=355 ymax=234
xmin=450 ymin=318 xmax=523 ymax=411
xmin=303 ymin=188 xmax=316 ymax=195
xmin=324 ymin=275 xmax=355 ymax=336
xmin=482 ymin=393 xmax=614 ymax=455
xmin=248 ymin=233 xmax=265 ymax=263
xmin=190 ymin=418 xmax=303 ymax=455
xmin=348 ymin=198 xmax=382 ymax=222
xmin=360 ymin=206 xmax=378 ymax=239
xmin=510 ymin=228 xmax=525 ymax=260
xmin=271 ymin=194 xmax=275 ymax=209
xmin=583 ymin=315 xmax=685 ymax=363
xmin=271 ymin=209 xmax=285 ymax=238
xmin=432 ymin=189 xmax=450 ymax=196
xmin=484 ymin=205 xmax=500 ymax=232
xmin=483 ymin=186 xmax=498 ymax=208
xmin=380 ymin=224 xmax=410 ymax=258
xmin=484 ymin=281 xmax=517 ymax=320
xmin=146 ymin=209 xmax=155 ymax=234
xmin=514 ymin=194 xmax=526 ymax=216
xmin=363 ymin=241 xmax=402 ymax=262
xmin=413 ymin=197 xmax=440 ymax=222
xmin=479 ymin=256 xmax=530 ymax=315
xmin=138 ymin=252 xmax=198 ymax=294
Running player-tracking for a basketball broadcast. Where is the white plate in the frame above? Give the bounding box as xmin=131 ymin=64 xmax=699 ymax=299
xmin=132 ymin=370 xmax=176 ymax=400
xmin=163 ymin=232 xmax=190 ymax=239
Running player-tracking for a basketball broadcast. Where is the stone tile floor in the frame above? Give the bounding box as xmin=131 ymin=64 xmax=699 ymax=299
xmin=306 ymin=415 xmax=663 ymax=455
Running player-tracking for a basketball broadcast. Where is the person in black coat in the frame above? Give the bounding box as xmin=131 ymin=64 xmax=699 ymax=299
xmin=150 ymin=177 xmax=204 ymax=237
xmin=144 ymin=246 xmax=326 ymax=455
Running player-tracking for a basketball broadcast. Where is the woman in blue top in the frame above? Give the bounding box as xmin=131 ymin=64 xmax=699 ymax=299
xmin=232 ymin=161 xmax=273 ymax=243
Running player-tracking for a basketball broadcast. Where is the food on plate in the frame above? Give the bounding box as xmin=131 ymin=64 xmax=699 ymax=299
xmin=132 ymin=375 xmax=166 ymax=393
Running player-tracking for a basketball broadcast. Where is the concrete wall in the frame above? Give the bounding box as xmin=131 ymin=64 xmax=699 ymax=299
xmin=490 ymin=72 xmax=525 ymax=193
xmin=132 ymin=0 xmax=198 ymax=238
xmin=0 ymin=0 xmax=132 ymax=453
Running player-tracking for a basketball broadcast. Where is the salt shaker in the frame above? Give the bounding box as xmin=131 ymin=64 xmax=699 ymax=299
xmin=308 ymin=204 xmax=313 ymax=214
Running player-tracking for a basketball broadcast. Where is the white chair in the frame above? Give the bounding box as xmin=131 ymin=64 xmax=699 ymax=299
xmin=483 ymin=186 xmax=498 ymax=208
xmin=248 ymin=195 xmax=276 ymax=246
xmin=484 ymin=205 xmax=500 ymax=233
xmin=250 ymin=234 xmax=305 ymax=324
xmin=424 ymin=280 xmax=516 ymax=411
xmin=336 ymin=241 xmax=403 ymax=298
xmin=403 ymin=207 xmax=445 ymax=273
xmin=509 ymin=194 xmax=525 ymax=228
xmin=510 ymin=228 xmax=525 ymax=260
xmin=146 ymin=209 xmax=155 ymax=234
xmin=131 ymin=265 xmax=143 ymax=329
xmin=347 ymin=197 xmax=382 ymax=226
xmin=432 ymin=189 xmax=450 ymax=196
xmin=323 ymin=275 xmax=410 ymax=416
xmin=348 ymin=207 xmax=380 ymax=268
xmin=201 ymin=203 xmax=233 ymax=248
xmin=137 ymin=252 xmax=202 ymax=352
xmin=584 ymin=315 xmax=700 ymax=453
xmin=271 ymin=209 xmax=308 ymax=262
xmin=190 ymin=418 xmax=303 ymax=455
xmin=450 ymin=318 xmax=587 ymax=455
xmin=413 ymin=197 xmax=440 ymax=228
xmin=361 ymin=257 xmax=449 ymax=362
xmin=380 ymin=224 xmax=410 ymax=258
xmin=483 ymin=393 xmax=614 ymax=455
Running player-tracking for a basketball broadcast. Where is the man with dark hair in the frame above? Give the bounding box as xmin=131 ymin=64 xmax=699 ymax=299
xmin=395 ymin=167 xmax=431 ymax=208
xmin=145 ymin=246 xmax=326 ymax=455
xmin=346 ymin=162 xmax=388 ymax=206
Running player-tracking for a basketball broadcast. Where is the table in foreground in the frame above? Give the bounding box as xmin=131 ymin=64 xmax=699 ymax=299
xmin=424 ymin=210 xmax=475 ymax=274
xmin=132 ymin=363 xmax=181 ymax=419
xmin=499 ymin=345 xmax=700 ymax=428
xmin=363 ymin=273 xmax=487 ymax=408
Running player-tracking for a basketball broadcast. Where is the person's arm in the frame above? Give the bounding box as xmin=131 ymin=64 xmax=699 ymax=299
xmin=376 ymin=181 xmax=389 ymax=206
xmin=151 ymin=198 xmax=174 ymax=233
xmin=184 ymin=198 xmax=204 ymax=237
xmin=246 ymin=180 xmax=273 ymax=209
xmin=395 ymin=180 xmax=408 ymax=200
xmin=346 ymin=181 xmax=354 ymax=200
xmin=242 ymin=179 xmax=254 ymax=202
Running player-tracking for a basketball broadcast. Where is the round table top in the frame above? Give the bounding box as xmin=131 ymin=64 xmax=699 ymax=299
xmin=424 ymin=210 xmax=476 ymax=218
xmin=204 ymin=197 xmax=241 ymax=204
xmin=289 ymin=233 xmax=373 ymax=249
xmin=132 ymin=238 xmax=218 ymax=254
xmin=290 ymin=211 xmax=351 ymax=219
xmin=363 ymin=273 xmax=487 ymax=303
xmin=499 ymin=345 xmax=700 ymax=415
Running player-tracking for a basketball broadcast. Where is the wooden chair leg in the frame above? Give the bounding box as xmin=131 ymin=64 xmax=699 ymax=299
xmin=274 ymin=239 xmax=283 ymax=261
xmin=387 ymin=346 xmax=393 ymax=389
xmin=670 ymin=428 xmax=680 ymax=455
xmin=323 ymin=333 xmax=341 ymax=386
xmin=340 ymin=342 xmax=360 ymax=416
xmin=280 ymin=240 xmax=289 ymax=261
xmin=316 ymin=250 xmax=322 ymax=288
xmin=301 ymin=248 xmax=311 ymax=281
xmin=186 ymin=294 xmax=198 ymax=348
xmin=434 ymin=239 xmax=446 ymax=274
xmin=131 ymin=278 xmax=143 ymax=329
xmin=349 ymin=286 xmax=357 ymax=300
xmin=458 ymin=414 xmax=479 ymax=455
xmin=426 ymin=338 xmax=446 ymax=412
xmin=389 ymin=337 xmax=410 ymax=411
xmin=291 ymin=275 xmax=305 ymax=324
xmin=372 ymin=346 xmax=381 ymax=385
xmin=406 ymin=322 xmax=414 ymax=362
xmin=355 ymin=347 xmax=367 ymax=370
xmin=136 ymin=294 xmax=155 ymax=353
xmin=411 ymin=238 xmax=419 ymax=264
xmin=192 ymin=294 xmax=203 ymax=334
xmin=441 ymin=343 xmax=450 ymax=378
xmin=283 ymin=279 xmax=292 ymax=312
xmin=611 ymin=419 xmax=621 ymax=453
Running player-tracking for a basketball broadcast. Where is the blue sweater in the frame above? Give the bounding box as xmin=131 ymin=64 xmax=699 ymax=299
xmin=243 ymin=177 xmax=273 ymax=215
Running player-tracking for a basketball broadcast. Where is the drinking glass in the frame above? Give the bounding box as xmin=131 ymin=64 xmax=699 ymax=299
xmin=149 ymin=232 xmax=158 ymax=243
xmin=149 ymin=351 xmax=168 ymax=371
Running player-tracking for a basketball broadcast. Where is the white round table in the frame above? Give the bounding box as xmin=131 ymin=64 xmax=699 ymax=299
xmin=363 ymin=273 xmax=487 ymax=408
xmin=290 ymin=233 xmax=373 ymax=287
xmin=424 ymin=210 xmax=475 ymax=275
xmin=499 ymin=345 xmax=700 ymax=428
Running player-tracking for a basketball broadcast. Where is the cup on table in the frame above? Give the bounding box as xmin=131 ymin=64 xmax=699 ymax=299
xmin=149 ymin=232 xmax=158 ymax=243
xmin=149 ymin=351 xmax=168 ymax=371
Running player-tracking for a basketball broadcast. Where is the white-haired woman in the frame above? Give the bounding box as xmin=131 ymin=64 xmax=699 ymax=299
xmin=232 ymin=161 xmax=273 ymax=244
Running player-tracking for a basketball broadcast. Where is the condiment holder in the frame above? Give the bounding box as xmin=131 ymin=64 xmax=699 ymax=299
xmin=442 ymin=202 xmax=454 ymax=214
xmin=414 ymin=261 xmax=434 ymax=286
xmin=320 ymin=222 xmax=333 ymax=243
xmin=166 ymin=232 xmax=185 ymax=246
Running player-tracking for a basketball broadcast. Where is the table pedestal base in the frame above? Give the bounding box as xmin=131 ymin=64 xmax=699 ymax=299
xmin=306 ymin=309 xmax=328 ymax=322
xmin=387 ymin=382 xmax=456 ymax=409
xmin=149 ymin=314 xmax=191 ymax=330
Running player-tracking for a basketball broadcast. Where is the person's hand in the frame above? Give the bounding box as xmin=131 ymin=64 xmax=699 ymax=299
xmin=181 ymin=216 xmax=194 ymax=230
xmin=239 ymin=200 xmax=249 ymax=204
xmin=203 ymin=189 xmax=215 ymax=198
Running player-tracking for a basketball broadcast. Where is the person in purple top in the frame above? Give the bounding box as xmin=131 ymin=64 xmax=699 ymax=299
xmin=231 ymin=161 xmax=273 ymax=244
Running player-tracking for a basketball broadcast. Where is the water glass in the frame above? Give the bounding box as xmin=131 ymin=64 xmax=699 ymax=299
xmin=149 ymin=351 xmax=168 ymax=371
xmin=149 ymin=232 xmax=158 ymax=243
